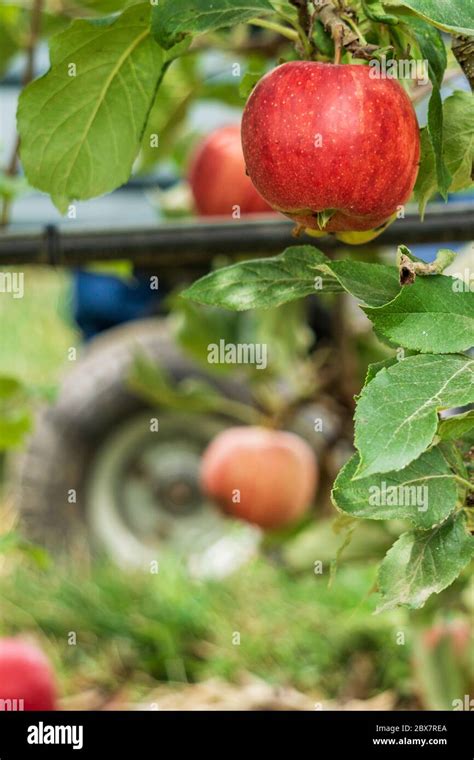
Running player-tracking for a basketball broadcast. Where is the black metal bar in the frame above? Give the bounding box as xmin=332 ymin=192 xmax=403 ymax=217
xmin=0 ymin=203 xmax=472 ymax=268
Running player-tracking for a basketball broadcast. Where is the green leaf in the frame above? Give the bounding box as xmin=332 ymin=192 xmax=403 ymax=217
xmin=0 ymin=375 xmax=32 ymax=450
xmin=0 ymin=5 xmax=21 ymax=76
xmin=0 ymin=172 xmax=29 ymax=202
xmin=354 ymin=354 xmax=474 ymax=478
xmin=239 ymin=69 xmax=264 ymax=99
xmin=311 ymin=19 xmax=334 ymax=58
xmin=362 ymin=0 xmax=399 ymax=25
xmin=128 ymin=353 xmax=258 ymax=422
xmin=396 ymin=13 xmax=449 ymax=198
xmin=18 ymin=5 xmax=171 ymax=213
xmin=139 ymin=55 xmax=198 ymax=172
xmin=377 ymin=513 xmax=474 ymax=611
xmin=384 ymin=0 xmax=474 ymax=35
xmin=240 ymin=300 xmax=314 ymax=377
xmin=438 ymin=409 xmax=474 ymax=441
xmin=426 ymin=88 xmax=451 ymax=201
xmin=0 ymin=376 xmax=24 ymax=399
xmin=333 ymin=447 xmax=461 ymax=530
xmin=364 ymin=357 xmax=400 ymax=386
xmin=363 ymin=274 xmax=474 ymax=354
xmin=316 ymin=260 xmax=401 ymax=307
xmin=171 ymin=298 xmax=240 ymax=372
xmin=182 ymin=246 xmax=339 ymax=311
xmin=395 ymin=13 xmax=445 ymax=89
xmin=151 ymin=0 xmax=274 ymax=50
xmin=415 ymin=91 xmax=474 ymax=217
xmin=0 ymin=532 xmax=50 ymax=568
xmin=129 ymin=353 xmax=224 ymax=413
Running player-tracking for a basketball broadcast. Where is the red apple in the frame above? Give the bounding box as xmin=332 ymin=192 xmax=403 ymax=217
xmin=188 ymin=125 xmax=273 ymax=217
xmin=241 ymin=61 xmax=420 ymax=232
xmin=0 ymin=639 xmax=57 ymax=711
xmin=200 ymin=426 xmax=318 ymax=529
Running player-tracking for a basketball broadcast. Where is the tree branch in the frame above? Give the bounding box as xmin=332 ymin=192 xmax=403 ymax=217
xmin=316 ymin=1 xmax=379 ymax=61
xmin=452 ymin=34 xmax=474 ymax=91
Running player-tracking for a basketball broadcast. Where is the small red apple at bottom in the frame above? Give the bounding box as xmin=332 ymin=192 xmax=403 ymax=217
xmin=241 ymin=61 xmax=420 ymax=232
xmin=188 ymin=125 xmax=273 ymax=217
xmin=200 ymin=426 xmax=318 ymax=529
xmin=0 ymin=639 xmax=57 ymax=711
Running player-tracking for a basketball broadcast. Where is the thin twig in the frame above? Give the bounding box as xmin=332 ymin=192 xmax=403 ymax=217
xmin=249 ymin=17 xmax=299 ymax=42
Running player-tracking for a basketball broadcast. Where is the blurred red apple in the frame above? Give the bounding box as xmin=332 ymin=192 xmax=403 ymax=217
xmin=0 ymin=639 xmax=56 ymax=711
xmin=200 ymin=426 xmax=318 ymax=529
xmin=188 ymin=125 xmax=273 ymax=217
xmin=241 ymin=61 xmax=420 ymax=232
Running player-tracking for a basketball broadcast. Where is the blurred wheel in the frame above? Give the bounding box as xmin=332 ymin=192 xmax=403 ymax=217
xmin=12 ymin=319 xmax=260 ymax=577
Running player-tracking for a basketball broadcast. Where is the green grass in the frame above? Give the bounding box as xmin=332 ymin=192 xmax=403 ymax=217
xmin=0 ymin=267 xmax=79 ymax=395
xmin=0 ymin=552 xmax=412 ymax=703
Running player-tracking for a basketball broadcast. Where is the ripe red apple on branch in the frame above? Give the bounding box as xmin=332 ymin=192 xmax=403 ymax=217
xmin=241 ymin=61 xmax=420 ymax=233
xmin=200 ymin=426 xmax=318 ymax=529
xmin=0 ymin=639 xmax=57 ymax=710
xmin=189 ymin=125 xmax=273 ymax=217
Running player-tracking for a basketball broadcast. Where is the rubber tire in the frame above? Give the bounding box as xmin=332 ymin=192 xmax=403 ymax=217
xmin=12 ymin=318 xmax=254 ymax=554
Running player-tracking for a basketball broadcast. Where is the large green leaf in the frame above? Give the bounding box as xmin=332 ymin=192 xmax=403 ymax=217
xmin=385 ymin=0 xmax=474 ymax=35
xmin=18 ymin=5 xmax=172 ymax=213
xmin=415 ymin=91 xmax=474 ymax=217
xmin=151 ymin=0 xmax=274 ymax=50
xmin=315 ymin=260 xmax=401 ymax=307
xmin=377 ymin=513 xmax=474 ymax=611
xmin=182 ymin=246 xmax=339 ymax=311
xmin=354 ymin=354 xmax=474 ymax=478
xmin=363 ymin=274 xmax=474 ymax=354
xmin=333 ymin=447 xmax=461 ymax=530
